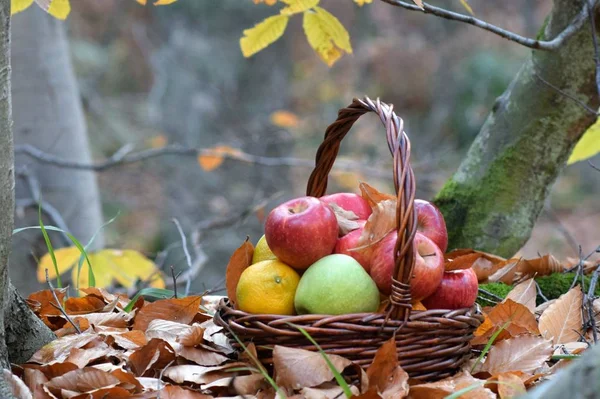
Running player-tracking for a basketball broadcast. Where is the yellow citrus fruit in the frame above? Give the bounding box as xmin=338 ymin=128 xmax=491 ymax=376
xmin=252 ymin=234 xmax=277 ymax=264
xmin=236 ymin=260 xmax=300 ymax=315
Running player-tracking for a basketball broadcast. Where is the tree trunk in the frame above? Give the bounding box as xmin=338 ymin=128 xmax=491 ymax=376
xmin=0 ymin=3 xmax=55 ymax=394
xmin=10 ymin=7 xmax=104 ymax=294
xmin=434 ymin=0 xmax=599 ymax=257
xmin=520 ymin=342 xmax=600 ymax=398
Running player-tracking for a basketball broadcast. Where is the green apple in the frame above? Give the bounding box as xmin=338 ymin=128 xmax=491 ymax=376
xmin=294 ymin=254 xmax=380 ymax=315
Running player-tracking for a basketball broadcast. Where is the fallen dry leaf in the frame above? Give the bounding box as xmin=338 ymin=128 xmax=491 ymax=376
xmin=225 ymin=239 xmax=254 ymax=306
xmin=473 ymin=299 xmax=539 ymax=345
xmin=328 ymin=202 xmax=362 ymax=235
xmin=273 ymin=345 xmax=352 ymax=390
xmin=359 ymin=181 xmax=395 ymax=207
xmin=3 ymin=368 xmax=32 ymax=399
xmin=22 ymin=368 xmax=48 ymax=399
xmin=128 ymin=338 xmax=176 ymax=377
xmin=527 ymin=255 xmax=563 ymax=277
xmin=162 ymin=363 xmax=246 ymax=385
xmin=132 ymin=296 xmax=202 ymax=331
xmin=64 ymin=295 xmax=107 ymax=314
xmin=366 ymin=337 xmax=409 ymax=398
xmin=356 ymin=199 xmax=396 ymax=251
xmin=203 ymin=374 xmax=266 ymax=395
xmin=29 ymin=332 xmax=100 ymax=364
xmin=301 ymin=381 xmax=360 ymax=398
xmin=145 ymin=319 xmax=204 ymax=346
xmin=444 ymin=249 xmax=506 ymax=281
xmin=538 ymin=285 xmax=583 ymax=344
xmin=409 ymin=371 xmax=495 ymax=399
xmin=44 ymin=368 xmax=121 ymax=397
xmin=488 ymin=258 xmax=532 ymax=284
xmin=481 ymin=335 xmax=552 ymax=375
xmin=504 ymin=278 xmax=536 ymax=313
xmin=157 ymin=384 xmax=215 ymax=398
xmin=103 ymin=330 xmax=147 ymax=350
xmin=490 ymin=372 xmax=527 ymax=399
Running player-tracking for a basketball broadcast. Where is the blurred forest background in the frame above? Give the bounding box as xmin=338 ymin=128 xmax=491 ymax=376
xmin=10 ymin=0 xmax=600 ymax=295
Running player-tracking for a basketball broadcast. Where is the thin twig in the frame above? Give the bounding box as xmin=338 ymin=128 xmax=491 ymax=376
xmin=171 ymin=218 xmax=193 ymax=295
xmin=533 ymin=67 xmax=599 ymax=116
xmin=478 ymin=288 xmax=503 ymax=302
xmin=45 ymin=269 xmax=81 ymax=334
xmin=544 ymin=205 xmax=580 ymax=256
xmin=586 ymin=264 xmax=600 ymax=343
xmin=590 ymin=160 xmax=600 ymax=172
xmin=379 ymin=0 xmax=588 ymax=50
xmin=587 ymin=0 xmax=600 ymax=96
xmin=535 ymin=280 xmax=549 ymax=303
xmin=15 ymin=143 xmax=392 ymax=179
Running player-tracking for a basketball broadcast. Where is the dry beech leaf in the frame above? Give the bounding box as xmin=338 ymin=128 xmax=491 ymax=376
xmin=157 ymin=385 xmax=214 ymax=398
xmin=132 ymin=296 xmax=202 ymax=331
xmin=145 ymin=319 xmax=204 ymax=345
xmin=128 ymin=338 xmax=176 ymax=377
xmin=472 ymin=299 xmax=539 ymax=345
xmin=225 ymin=238 xmax=254 ymax=305
xmin=366 ymin=337 xmax=409 ymax=398
xmin=481 ymin=335 xmax=552 ymax=374
xmin=538 ymin=285 xmax=583 ymax=344
xmin=64 ymin=296 xmax=106 ymax=314
xmin=328 ymin=203 xmax=362 ymax=235
xmin=162 ymin=363 xmax=246 ymax=385
xmin=488 ymin=258 xmax=532 ymax=284
xmin=203 ymin=374 xmax=266 ymax=395
xmin=65 ymin=342 xmax=122 ymax=368
xmin=356 ymin=199 xmax=396 ymax=250
xmin=359 ymin=181 xmax=395 ymax=207
xmin=527 ymin=254 xmax=563 ymax=277
xmin=44 ymin=368 xmax=121 ymax=396
xmin=444 ymin=249 xmax=506 ymax=281
xmin=23 ymin=368 xmax=48 ymax=399
xmin=409 ymin=371 xmax=495 ymax=399
xmin=103 ymin=330 xmax=147 ymax=350
xmin=30 ymin=332 xmax=99 ymax=364
xmin=73 ymin=311 xmax=132 ymax=329
xmin=504 ymin=278 xmax=536 ymax=313
xmin=176 ymin=346 xmax=229 ymax=366
xmin=273 ymin=345 xmax=352 ymax=390
xmin=487 ymin=372 xmax=527 ymax=399
xmin=301 ymin=382 xmax=360 ymax=398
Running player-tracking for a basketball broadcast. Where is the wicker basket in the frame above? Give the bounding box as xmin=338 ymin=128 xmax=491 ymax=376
xmin=214 ymin=97 xmax=483 ymax=381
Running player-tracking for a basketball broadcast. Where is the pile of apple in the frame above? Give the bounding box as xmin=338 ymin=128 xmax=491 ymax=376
xmin=263 ymin=192 xmax=479 ymax=314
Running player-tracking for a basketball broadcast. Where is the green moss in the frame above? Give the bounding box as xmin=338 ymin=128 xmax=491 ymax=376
xmin=536 ymin=273 xmax=600 ymax=303
xmin=477 ymin=282 xmax=513 ymax=306
xmin=477 ymin=273 xmax=600 ymax=308
xmin=536 ymin=15 xmax=550 ymax=41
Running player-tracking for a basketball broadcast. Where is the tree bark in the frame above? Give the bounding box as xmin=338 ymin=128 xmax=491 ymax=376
xmin=434 ymin=0 xmax=599 ymax=257
xmin=0 ymin=0 xmax=13 ymax=373
xmin=520 ymin=342 xmax=600 ymax=398
xmin=0 ymin=3 xmax=54 ymax=394
xmin=10 ymin=7 xmax=104 ymax=294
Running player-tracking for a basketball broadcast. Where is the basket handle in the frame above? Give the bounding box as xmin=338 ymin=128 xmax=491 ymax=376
xmin=306 ymin=97 xmax=417 ymax=323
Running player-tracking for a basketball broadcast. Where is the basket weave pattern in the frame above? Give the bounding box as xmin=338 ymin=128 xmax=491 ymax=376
xmin=215 ymin=97 xmax=483 ymax=381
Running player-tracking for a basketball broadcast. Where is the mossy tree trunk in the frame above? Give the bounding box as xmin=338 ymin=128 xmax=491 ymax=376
xmin=434 ymin=0 xmax=599 ymax=257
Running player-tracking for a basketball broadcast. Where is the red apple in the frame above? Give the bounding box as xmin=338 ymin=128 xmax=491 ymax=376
xmin=421 ymin=268 xmax=478 ymax=310
xmin=320 ymin=193 xmax=372 ymax=221
xmin=333 ymin=221 xmax=371 ymax=272
xmin=415 ymin=199 xmax=448 ymax=253
xmin=369 ymin=231 xmax=445 ymax=300
xmin=265 ymin=196 xmax=338 ymax=269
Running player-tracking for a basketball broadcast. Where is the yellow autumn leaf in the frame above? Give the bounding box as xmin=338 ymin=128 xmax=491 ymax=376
xmin=74 ymin=249 xmax=165 ymax=290
xmin=153 ymin=0 xmax=177 ymax=5
xmin=38 ymin=246 xmax=89 ymax=283
xmin=11 ymin=0 xmax=34 ymax=15
xmin=254 ymin=0 xmax=278 ymax=5
xmin=270 ymin=110 xmax=299 ymax=128
xmin=303 ymin=7 xmax=352 ymax=67
xmin=459 ymin=0 xmax=474 ymax=15
xmin=34 ymin=0 xmax=70 ymax=20
xmin=568 ymin=117 xmax=600 ymax=164
xmin=353 ymin=0 xmax=373 ymax=5
xmin=280 ymin=0 xmax=319 ymax=15
xmin=198 ymin=145 xmax=243 ymax=172
xmin=136 ymin=0 xmax=146 ymax=4
xmin=240 ymin=14 xmax=289 ymax=58
xmin=332 ymin=171 xmax=364 ymax=190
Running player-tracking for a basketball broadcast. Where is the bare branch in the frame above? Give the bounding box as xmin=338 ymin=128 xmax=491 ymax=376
xmin=15 ymin=143 xmax=393 ymax=179
xmin=587 ymin=0 xmax=600 ymax=96
xmin=379 ymin=0 xmax=588 ymax=50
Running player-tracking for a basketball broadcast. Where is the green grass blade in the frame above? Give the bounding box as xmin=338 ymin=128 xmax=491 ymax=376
xmin=287 ymin=323 xmax=353 ymax=399
xmin=37 ymin=204 xmax=62 ymax=288
xmin=224 ymin=325 xmax=285 ymax=398
xmin=64 ymin=232 xmax=95 ymax=289
xmin=123 ymin=288 xmax=175 ymax=312
xmin=470 ymin=319 xmax=511 ymax=374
